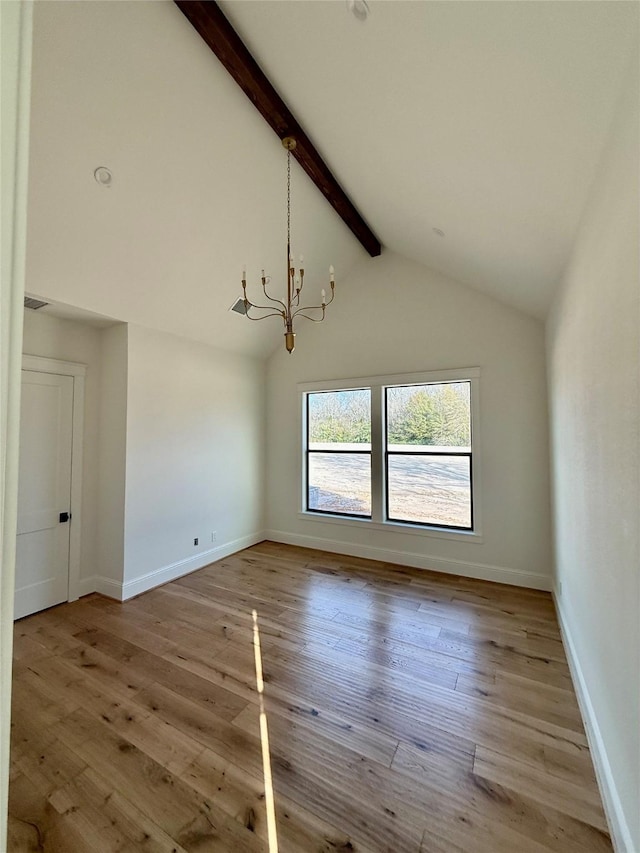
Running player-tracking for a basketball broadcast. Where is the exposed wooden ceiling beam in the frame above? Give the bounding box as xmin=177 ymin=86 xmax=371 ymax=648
xmin=174 ymin=0 xmax=382 ymax=258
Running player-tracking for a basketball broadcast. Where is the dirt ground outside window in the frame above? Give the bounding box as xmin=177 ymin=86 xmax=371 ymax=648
xmin=308 ymin=453 xmax=471 ymax=527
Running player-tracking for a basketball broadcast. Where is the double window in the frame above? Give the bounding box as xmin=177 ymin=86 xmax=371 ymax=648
xmin=303 ymin=369 xmax=478 ymax=535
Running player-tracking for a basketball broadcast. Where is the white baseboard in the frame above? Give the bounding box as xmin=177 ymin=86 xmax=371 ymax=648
xmin=76 ymin=577 xmax=95 ymax=598
xmin=264 ymin=528 xmax=551 ymax=590
xmin=77 ymin=575 xmax=122 ymax=599
xmin=554 ymin=590 xmax=634 ymax=852
xmin=95 ymin=576 xmax=124 ymax=599
xmin=121 ymin=531 xmax=266 ymax=600
xmin=76 ymin=531 xmax=266 ymax=602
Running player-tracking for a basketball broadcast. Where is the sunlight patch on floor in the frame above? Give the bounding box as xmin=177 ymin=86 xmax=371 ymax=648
xmin=252 ymin=608 xmax=279 ymax=853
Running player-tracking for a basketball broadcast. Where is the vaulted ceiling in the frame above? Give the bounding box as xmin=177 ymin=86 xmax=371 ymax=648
xmin=218 ymin=0 xmax=637 ymax=318
xmin=26 ymin=1 xmax=637 ymax=356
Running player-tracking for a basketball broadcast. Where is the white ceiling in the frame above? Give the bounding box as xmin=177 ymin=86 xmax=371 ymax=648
xmin=221 ymin=0 xmax=637 ymax=318
xmin=26 ymin=1 xmax=637 ymax=359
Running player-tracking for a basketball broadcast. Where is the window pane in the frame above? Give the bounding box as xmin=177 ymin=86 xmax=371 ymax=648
xmin=308 ymin=389 xmax=371 ymax=447
xmin=386 ymin=382 xmax=470 ymax=449
xmin=387 ymin=455 xmax=471 ymax=528
xmin=308 ymin=453 xmax=371 ymax=516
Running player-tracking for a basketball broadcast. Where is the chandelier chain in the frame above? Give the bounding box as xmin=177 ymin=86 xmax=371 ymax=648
xmin=287 ymin=148 xmax=291 ymax=249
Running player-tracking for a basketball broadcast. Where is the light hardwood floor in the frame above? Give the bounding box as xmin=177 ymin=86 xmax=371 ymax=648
xmin=9 ymin=542 xmax=610 ymax=852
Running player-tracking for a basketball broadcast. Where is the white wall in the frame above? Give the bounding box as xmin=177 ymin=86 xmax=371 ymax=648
xmin=546 ymin=47 xmax=639 ymax=853
xmin=265 ymin=251 xmax=552 ymax=589
xmin=121 ymin=324 xmax=265 ymax=597
xmin=0 ymin=2 xmax=32 ymax=846
xmin=18 ymin=314 xmax=266 ymax=600
xmin=22 ymin=310 xmax=104 ymax=587
xmin=96 ymin=323 xmax=128 ymax=593
xmin=25 ymin=0 xmax=365 ymax=360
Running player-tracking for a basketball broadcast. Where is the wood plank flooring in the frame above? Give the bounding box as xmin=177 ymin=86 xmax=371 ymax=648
xmin=8 ymin=542 xmax=611 ymax=852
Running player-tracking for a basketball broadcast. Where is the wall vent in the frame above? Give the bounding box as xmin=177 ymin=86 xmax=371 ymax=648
xmin=229 ymin=297 xmax=248 ymax=316
xmin=24 ymin=297 xmax=49 ymax=310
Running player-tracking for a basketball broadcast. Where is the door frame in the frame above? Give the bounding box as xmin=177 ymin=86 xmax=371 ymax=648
xmin=22 ymin=354 xmax=86 ymax=603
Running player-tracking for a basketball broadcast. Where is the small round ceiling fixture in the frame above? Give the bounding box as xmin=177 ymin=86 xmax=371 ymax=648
xmin=433 ymin=227 xmax=445 ymax=238
xmin=94 ymin=166 xmax=113 ymax=188
xmin=347 ymin=0 xmax=370 ymax=22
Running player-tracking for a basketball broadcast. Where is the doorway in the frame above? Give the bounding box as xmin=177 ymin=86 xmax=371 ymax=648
xmin=14 ymin=355 xmax=85 ymax=619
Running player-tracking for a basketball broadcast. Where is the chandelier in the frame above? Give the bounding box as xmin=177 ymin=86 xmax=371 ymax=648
xmin=241 ymin=137 xmax=335 ymax=354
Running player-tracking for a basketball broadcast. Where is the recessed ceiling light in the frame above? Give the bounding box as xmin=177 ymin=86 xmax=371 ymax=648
xmin=94 ymin=166 xmax=113 ymax=188
xmin=433 ymin=227 xmax=445 ymax=238
xmin=347 ymin=0 xmax=370 ymax=22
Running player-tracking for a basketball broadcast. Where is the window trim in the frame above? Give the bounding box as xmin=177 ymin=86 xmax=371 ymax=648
xmin=299 ymin=367 xmax=482 ymax=542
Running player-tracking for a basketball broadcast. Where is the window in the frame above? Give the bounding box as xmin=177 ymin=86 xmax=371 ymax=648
xmin=306 ymin=389 xmax=371 ymax=517
xmin=385 ymin=382 xmax=472 ymax=529
xmin=301 ymin=369 xmax=479 ymax=538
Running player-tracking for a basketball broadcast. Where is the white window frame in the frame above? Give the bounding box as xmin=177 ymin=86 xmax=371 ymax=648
xmin=298 ymin=367 xmax=482 ymax=543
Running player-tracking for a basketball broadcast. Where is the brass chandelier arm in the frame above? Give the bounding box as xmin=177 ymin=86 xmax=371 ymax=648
xmin=260 ymin=278 xmax=287 ymax=311
xmin=244 ymin=303 xmax=286 ymax=321
xmin=245 ymin=311 xmax=286 ymax=322
xmin=290 ymin=310 xmax=327 ymax=323
xmin=242 ymin=278 xmax=286 ymax=312
xmin=291 ymin=285 xmax=335 ymax=321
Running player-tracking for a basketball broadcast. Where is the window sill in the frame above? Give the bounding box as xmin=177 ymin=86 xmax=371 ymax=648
xmin=297 ymin=511 xmax=483 ymax=543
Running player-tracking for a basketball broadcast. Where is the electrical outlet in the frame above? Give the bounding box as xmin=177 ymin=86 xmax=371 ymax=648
xmin=194 ymin=538 xmax=199 ymax=546
xmin=211 ymin=531 xmax=217 ymax=543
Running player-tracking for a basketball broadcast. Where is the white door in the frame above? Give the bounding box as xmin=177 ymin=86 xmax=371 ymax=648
xmin=14 ymin=370 xmax=74 ymax=620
